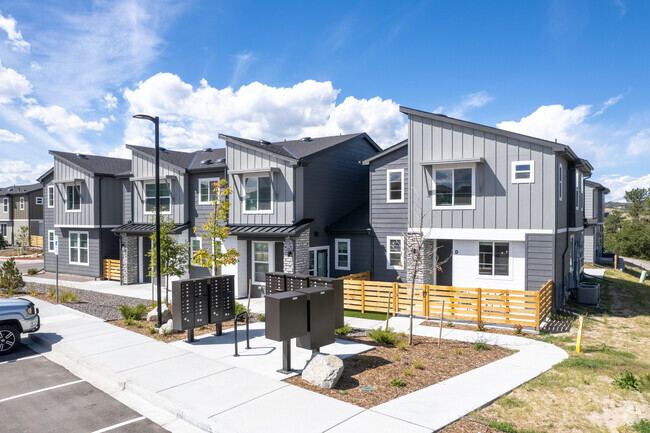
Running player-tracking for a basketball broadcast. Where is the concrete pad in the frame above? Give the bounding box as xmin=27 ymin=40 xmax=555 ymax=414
xmin=328 ymin=410 xmax=431 ymax=433
xmin=122 ymin=353 xmax=233 ymax=393
xmin=209 ymin=384 xmax=363 ymax=433
xmin=159 ymin=367 xmax=287 ymax=418
xmin=385 ymin=316 xmax=425 ymax=333
xmin=58 ymin=328 xmax=154 ymax=357
xmin=584 ymin=268 xmax=606 ymax=277
xmin=85 ymin=340 xmax=188 ymax=372
xmin=344 ymin=317 xmax=386 ymax=330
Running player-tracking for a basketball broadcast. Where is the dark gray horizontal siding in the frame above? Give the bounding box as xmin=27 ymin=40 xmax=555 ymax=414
xmin=525 ymin=233 xmax=554 ymax=291
xmin=43 ymin=228 xmax=102 ymax=277
xmin=329 ymin=234 xmax=371 ymax=279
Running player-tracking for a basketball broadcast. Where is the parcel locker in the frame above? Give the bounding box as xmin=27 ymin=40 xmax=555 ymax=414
xmin=296 ymin=286 xmax=335 ymax=350
xmin=265 ymin=290 xmax=308 ymax=342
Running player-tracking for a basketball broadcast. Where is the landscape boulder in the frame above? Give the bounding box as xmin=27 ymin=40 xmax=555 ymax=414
xmin=147 ymin=304 xmax=172 ymax=323
xmin=159 ymin=319 xmax=175 ymax=335
xmin=301 ymin=354 xmax=344 ymax=389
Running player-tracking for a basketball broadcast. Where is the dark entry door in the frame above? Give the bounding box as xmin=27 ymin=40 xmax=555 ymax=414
xmin=317 ymin=249 xmax=328 ymax=277
xmin=435 ymin=239 xmax=453 ymax=286
xmin=143 ymin=237 xmax=152 ymax=283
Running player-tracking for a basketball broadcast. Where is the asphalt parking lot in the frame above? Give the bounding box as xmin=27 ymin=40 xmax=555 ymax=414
xmin=0 ymin=345 xmax=168 ymax=433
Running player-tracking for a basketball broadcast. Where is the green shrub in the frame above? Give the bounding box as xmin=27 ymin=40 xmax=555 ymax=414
xmin=235 ymin=302 xmax=247 ymax=321
xmin=118 ymin=303 xmax=148 ymax=321
xmin=476 ymin=321 xmax=485 ymax=331
xmin=396 ymin=340 xmax=408 ymax=350
xmin=0 ymin=258 xmax=25 ymax=294
xmin=338 ymin=391 xmax=349 ymax=396
xmin=335 ymin=323 xmax=352 ymax=335
xmin=413 ymin=360 xmax=424 ymax=370
xmin=28 ymin=284 xmax=37 ymax=296
xmin=455 ymin=348 xmax=463 ymax=355
xmin=46 ymin=285 xmax=56 ymax=298
xmin=148 ymin=325 xmax=156 ymax=334
xmin=125 ymin=318 xmax=134 ymax=326
xmin=27 ymin=268 xmax=39 ymax=275
xmin=632 ymin=419 xmax=650 ymax=433
xmin=613 ymin=370 xmax=641 ymax=391
xmin=0 ymin=232 xmax=7 ymax=249
xmin=446 ymin=322 xmax=454 ymax=327
xmin=135 ymin=322 xmax=143 ymax=328
xmin=488 ymin=421 xmax=517 ymax=433
xmin=474 ymin=339 xmax=490 ymax=351
xmin=403 ymin=369 xmax=413 ymax=376
xmin=367 ymin=328 xmax=398 ymax=345
xmin=60 ymin=290 xmax=78 ymax=303
xmin=513 ymin=324 xmax=523 ymax=334
xmin=257 ymin=314 xmax=266 ymax=322
xmin=390 ymin=378 xmax=406 ymax=387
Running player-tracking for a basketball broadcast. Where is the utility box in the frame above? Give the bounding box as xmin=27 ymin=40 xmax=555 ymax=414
xmin=172 ymin=279 xmax=209 ymax=331
xmin=308 ymin=276 xmax=344 ymax=329
xmin=265 ymin=272 xmax=286 ymax=295
xmin=296 ymin=286 xmax=335 ymax=350
xmin=577 ymin=282 xmax=600 ymax=306
xmin=265 ymin=291 xmax=308 ymax=342
xmin=209 ymin=275 xmax=235 ymax=323
xmin=286 ymin=274 xmax=310 ymax=291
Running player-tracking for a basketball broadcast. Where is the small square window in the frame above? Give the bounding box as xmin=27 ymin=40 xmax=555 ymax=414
xmin=512 ymin=161 xmax=534 ymax=184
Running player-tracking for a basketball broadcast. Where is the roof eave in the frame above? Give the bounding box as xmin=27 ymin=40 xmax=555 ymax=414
xmin=218 ymin=134 xmax=298 ymax=163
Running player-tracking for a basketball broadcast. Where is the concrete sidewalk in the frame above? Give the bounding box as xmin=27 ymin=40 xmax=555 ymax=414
xmin=24 ymin=275 xmax=153 ymax=300
xmin=25 ymin=298 xmax=567 ymax=433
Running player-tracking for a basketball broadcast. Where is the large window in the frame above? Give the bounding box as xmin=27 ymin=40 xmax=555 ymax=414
xmin=199 ymin=178 xmax=220 ymax=204
xmin=252 ymin=241 xmax=271 ymax=284
xmin=66 ymin=185 xmax=81 ymax=211
xmin=479 ymin=242 xmax=509 ymax=276
xmin=2 ymin=198 xmax=7 ymax=213
xmin=434 ymin=167 xmax=473 ymax=208
xmin=244 ymin=175 xmax=272 ymax=212
xmin=69 ymin=232 xmax=88 ymax=265
xmin=511 ymin=161 xmax=534 ymax=184
xmin=144 ymin=182 xmax=171 ymax=214
xmin=386 ymin=236 xmax=404 ymax=270
xmin=335 ymin=239 xmax=350 ymax=271
xmin=48 ymin=230 xmax=55 ymax=252
xmin=386 ymin=169 xmax=404 ymax=203
xmin=48 ymin=186 xmax=55 ymax=208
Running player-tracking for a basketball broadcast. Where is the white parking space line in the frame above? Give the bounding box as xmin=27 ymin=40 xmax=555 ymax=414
xmin=0 ymin=379 xmax=85 ymax=403
xmin=90 ymin=416 xmax=147 ymax=433
xmin=0 ymin=354 xmax=43 ymax=364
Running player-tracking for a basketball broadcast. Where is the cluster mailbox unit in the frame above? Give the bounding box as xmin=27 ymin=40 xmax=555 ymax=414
xmin=172 ymin=275 xmax=235 ymax=341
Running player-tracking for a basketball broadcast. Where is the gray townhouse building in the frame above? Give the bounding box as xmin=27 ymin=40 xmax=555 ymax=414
xmin=357 ymin=107 xmax=593 ymax=308
xmin=40 ymin=152 xmax=130 ymax=278
xmin=584 ymin=180 xmax=609 ymax=264
xmin=0 ymin=182 xmax=44 ymax=245
xmin=218 ymin=133 xmax=380 ymax=298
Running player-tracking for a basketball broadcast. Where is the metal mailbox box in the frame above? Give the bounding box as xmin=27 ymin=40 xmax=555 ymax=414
xmin=265 ymin=272 xmax=286 ymax=295
xmin=265 ymin=291 xmax=308 ymax=342
xmin=209 ymin=275 xmax=235 ymax=323
xmin=308 ymin=276 xmax=344 ymax=329
xmin=285 ymin=274 xmax=310 ymax=291
xmin=296 ymin=286 xmax=335 ymax=350
xmin=172 ymin=279 xmax=209 ymax=331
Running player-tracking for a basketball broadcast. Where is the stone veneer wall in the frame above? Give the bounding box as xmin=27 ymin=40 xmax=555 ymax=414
xmin=283 ymin=229 xmax=310 ymax=275
xmin=121 ymin=234 xmax=139 ymax=285
xmin=406 ymin=234 xmax=434 ymax=284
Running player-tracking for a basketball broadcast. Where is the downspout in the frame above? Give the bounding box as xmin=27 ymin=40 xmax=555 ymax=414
xmin=98 ymin=177 xmax=103 ymax=280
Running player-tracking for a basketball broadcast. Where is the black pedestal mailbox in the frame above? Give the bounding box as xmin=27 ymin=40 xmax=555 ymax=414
xmin=209 ymin=275 xmax=235 ymax=323
xmin=308 ymin=276 xmax=344 ymax=329
xmin=264 ymin=291 xmax=308 ymax=341
xmin=285 ymin=274 xmax=310 ymax=291
xmin=172 ymin=279 xmax=209 ymax=331
xmin=296 ymin=286 xmax=335 ymax=350
xmin=265 ymin=272 xmax=286 ymax=295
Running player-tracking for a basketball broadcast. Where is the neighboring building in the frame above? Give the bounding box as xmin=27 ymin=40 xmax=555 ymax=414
xmin=41 ymin=152 xmax=130 ymax=278
xmin=367 ymin=107 xmax=593 ymax=308
xmin=218 ymin=133 xmax=380 ymax=298
xmin=584 ymin=180 xmax=609 ymax=264
xmin=0 ymin=183 xmax=45 ymax=246
xmin=114 ymin=145 xmax=227 ymax=285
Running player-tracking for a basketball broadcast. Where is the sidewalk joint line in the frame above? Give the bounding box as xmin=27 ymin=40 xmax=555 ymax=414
xmin=208 ymin=384 xmax=290 ymax=418
xmin=0 ymin=379 xmax=84 ymax=403
xmin=90 ymin=416 xmax=146 ymax=433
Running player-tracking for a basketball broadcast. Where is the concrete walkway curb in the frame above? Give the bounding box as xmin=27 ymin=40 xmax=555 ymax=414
xmin=25 ymin=298 xmax=568 ymax=433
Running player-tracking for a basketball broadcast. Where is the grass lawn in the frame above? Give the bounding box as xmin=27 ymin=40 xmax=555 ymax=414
xmin=453 ymin=265 xmax=650 ymax=433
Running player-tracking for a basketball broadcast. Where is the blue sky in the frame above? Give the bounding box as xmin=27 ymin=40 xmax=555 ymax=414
xmin=0 ymin=0 xmax=648 ymax=200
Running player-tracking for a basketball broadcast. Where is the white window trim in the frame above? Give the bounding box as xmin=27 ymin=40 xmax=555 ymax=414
xmin=386 ymin=169 xmax=405 ymax=203
xmin=476 ymin=241 xmax=512 ymax=281
xmin=198 ymin=177 xmax=220 ymax=205
xmin=48 ymin=230 xmax=55 ymax=252
xmin=575 ymin=172 xmax=580 ymax=211
xmin=143 ymin=181 xmax=172 ymax=215
xmin=0 ymin=223 xmax=6 ymax=237
xmin=511 ymin=160 xmax=535 ymax=184
xmin=2 ymin=198 xmax=8 ymax=213
xmin=432 ymin=164 xmax=476 ymax=210
xmin=386 ymin=236 xmax=404 ymax=270
xmin=252 ymin=241 xmax=273 ymax=285
xmin=65 ymin=185 xmax=82 ymax=213
xmin=19 ymin=197 xmax=25 ymax=210
xmin=69 ymin=231 xmax=89 ymax=266
xmin=243 ymin=174 xmax=274 ymax=215
xmin=47 ymin=185 xmax=55 ymax=208
xmin=36 ymin=197 xmax=43 ymax=205
xmin=558 ymin=163 xmax=563 ymax=201
xmin=190 ymin=237 xmax=202 ymax=266
xmin=334 ymin=238 xmax=351 ymax=271
xmin=309 ymin=246 xmax=330 ymax=277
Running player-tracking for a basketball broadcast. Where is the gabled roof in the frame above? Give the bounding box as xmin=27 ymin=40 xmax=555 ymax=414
xmin=585 ymin=180 xmax=610 ymax=194
xmin=0 ymin=183 xmax=43 ymax=196
xmin=188 ymin=148 xmax=226 ymax=172
xmin=219 ymin=133 xmax=381 ymax=161
xmin=126 ymin=145 xmax=226 ymax=172
xmin=126 ymin=145 xmax=196 ymax=170
xmin=50 ymin=151 xmax=131 ymax=177
xmin=37 ymin=167 xmax=54 ymax=183
xmin=362 ymin=139 xmax=408 ymax=165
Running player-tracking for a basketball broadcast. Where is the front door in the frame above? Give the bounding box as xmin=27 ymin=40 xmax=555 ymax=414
xmin=435 ymin=239 xmax=453 ymax=286
xmin=317 ymin=249 xmax=328 ymax=277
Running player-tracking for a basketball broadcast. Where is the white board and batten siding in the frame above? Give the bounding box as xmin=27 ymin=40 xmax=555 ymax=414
xmin=452 ymin=240 xmax=526 ymax=291
xmin=53 ymin=157 xmax=95 ymax=226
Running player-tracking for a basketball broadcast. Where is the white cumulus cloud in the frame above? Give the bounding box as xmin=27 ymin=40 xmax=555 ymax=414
xmin=0 ymin=60 xmax=32 ymax=103
xmin=447 ymin=91 xmax=493 ymax=119
xmin=596 ymin=173 xmax=650 ymax=202
xmin=0 ymin=129 xmax=24 ymax=143
xmin=104 ymin=93 xmax=117 ymax=109
xmin=123 ymin=75 xmax=406 ymax=150
xmin=0 ymin=160 xmax=50 ymax=186
xmin=626 ymin=128 xmax=650 ymax=156
xmin=24 ymin=105 xmax=106 ymax=134
xmin=0 ymin=11 xmax=30 ymax=52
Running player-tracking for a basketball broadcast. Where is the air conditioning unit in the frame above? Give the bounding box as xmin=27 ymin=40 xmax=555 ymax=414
xmin=577 ymin=282 xmax=600 ymax=306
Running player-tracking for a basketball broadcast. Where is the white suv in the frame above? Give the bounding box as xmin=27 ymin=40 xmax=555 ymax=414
xmin=0 ymin=298 xmax=40 ymax=354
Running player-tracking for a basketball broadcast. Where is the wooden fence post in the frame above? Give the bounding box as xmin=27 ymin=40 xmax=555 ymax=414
xmin=535 ymin=291 xmax=541 ymax=331
xmin=477 ymin=287 xmax=482 ymax=324
xmin=424 ymin=285 xmax=430 ymax=319
xmin=360 ymin=281 xmax=365 ymax=314
xmin=392 ymin=283 xmax=398 ymax=316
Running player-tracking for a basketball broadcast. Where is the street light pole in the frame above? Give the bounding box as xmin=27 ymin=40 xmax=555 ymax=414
xmin=133 ymin=114 xmax=162 ymax=329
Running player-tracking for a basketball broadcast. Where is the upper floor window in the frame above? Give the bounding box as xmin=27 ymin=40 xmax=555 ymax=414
xmin=244 ymin=175 xmax=272 ymax=213
xmin=386 ymin=169 xmax=404 ymax=203
xmin=19 ymin=197 xmax=25 ymax=210
xmin=386 ymin=236 xmax=404 ymax=270
xmin=335 ymin=239 xmax=351 ymax=271
xmin=558 ymin=163 xmax=563 ymax=201
xmin=144 ymin=182 xmax=171 ymax=214
xmin=48 ymin=186 xmax=55 ymax=208
xmin=2 ymin=198 xmax=8 ymax=213
xmin=36 ymin=197 xmax=43 ymax=205
xmin=66 ymin=185 xmax=81 ymax=211
xmin=512 ymin=161 xmax=534 ymax=184
xmin=433 ymin=167 xmax=474 ymax=208
xmin=199 ymin=178 xmax=220 ymax=205
xmin=479 ymin=242 xmax=509 ymax=276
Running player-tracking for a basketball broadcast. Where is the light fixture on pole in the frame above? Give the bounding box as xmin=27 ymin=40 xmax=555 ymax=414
xmin=133 ymin=114 xmax=162 ymax=329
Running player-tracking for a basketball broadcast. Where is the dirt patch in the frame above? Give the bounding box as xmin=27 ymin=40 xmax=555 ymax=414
xmin=285 ymin=332 xmax=513 ymax=409
xmin=438 ymin=419 xmax=502 ymax=433
xmin=0 ymin=247 xmax=42 ymax=257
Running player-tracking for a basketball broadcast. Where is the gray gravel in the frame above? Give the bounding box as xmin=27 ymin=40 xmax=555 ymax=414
xmin=21 ymin=282 xmax=151 ymax=321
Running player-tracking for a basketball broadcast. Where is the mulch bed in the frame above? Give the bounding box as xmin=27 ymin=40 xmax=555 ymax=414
xmin=438 ymin=419 xmax=503 ymax=433
xmin=421 ymin=321 xmax=537 ymax=338
xmin=285 ymin=331 xmax=513 ymax=409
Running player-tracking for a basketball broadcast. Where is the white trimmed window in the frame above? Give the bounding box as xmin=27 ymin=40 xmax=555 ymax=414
xmin=335 ymin=239 xmax=350 ymax=271
xmin=252 ymin=241 xmax=272 ymax=284
xmin=558 ymin=163 xmax=563 ymax=201
xmin=36 ymin=197 xmax=43 ymax=205
xmin=512 ymin=161 xmax=534 ymax=184
xmin=144 ymin=182 xmax=171 ymax=214
xmin=2 ymin=198 xmax=8 ymax=213
xmin=244 ymin=175 xmax=272 ymax=213
xmin=580 ymin=172 xmax=584 ymax=210
xmin=386 ymin=169 xmax=404 ymax=203
xmin=69 ymin=231 xmax=89 ymax=265
xmin=48 ymin=230 xmax=55 ymax=252
xmin=479 ymin=242 xmax=509 ymax=276
xmin=433 ymin=166 xmax=474 ymax=209
xmin=575 ymin=172 xmax=581 ymax=211
xmin=199 ymin=178 xmax=220 ymax=204
xmin=190 ymin=237 xmax=202 ymax=265
xmin=0 ymin=223 xmax=6 ymax=237
xmin=386 ymin=236 xmax=404 ymax=270
xmin=66 ymin=185 xmax=81 ymax=211
xmin=48 ymin=186 xmax=55 ymax=208
xmin=19 ymin=197 xmax=25 ymax=210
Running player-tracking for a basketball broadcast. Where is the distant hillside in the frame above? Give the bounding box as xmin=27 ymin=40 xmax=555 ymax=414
xmin=605 ymin=201 xmax=630 ymax=212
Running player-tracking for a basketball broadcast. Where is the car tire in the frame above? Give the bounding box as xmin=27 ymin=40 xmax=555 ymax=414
xmin=0 ymin=325 xmax=20 ymax=355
